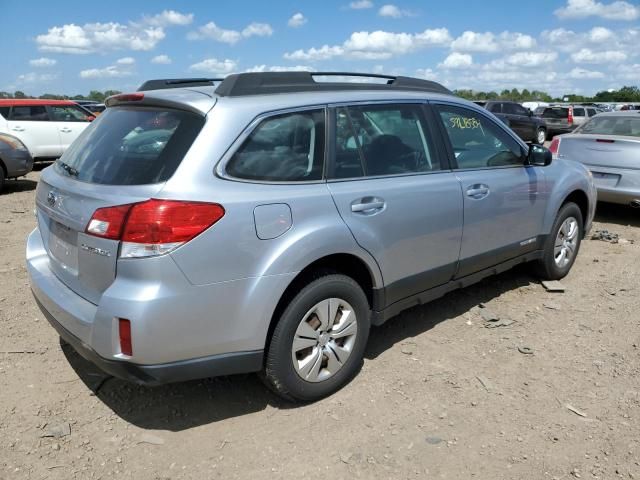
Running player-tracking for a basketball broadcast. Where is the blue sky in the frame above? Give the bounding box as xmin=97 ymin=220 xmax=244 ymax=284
xmin=2 ymin=0 xmax=639 ymax=96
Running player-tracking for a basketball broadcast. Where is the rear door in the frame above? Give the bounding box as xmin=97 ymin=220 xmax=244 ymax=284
xmin=35 ymin=106 xmax=205 ymax=304
xmin=433 ymin=103 xmax=548 ymax=277
xmin=327 ymin=102 xmax=463 ymax=306
xmin=7 ymin=105 xmax=61 ymax=158
xmin=47 ymin=104 xmax=93 ymax=153
xmin=572 ymin=107 xmax=587 ymax=128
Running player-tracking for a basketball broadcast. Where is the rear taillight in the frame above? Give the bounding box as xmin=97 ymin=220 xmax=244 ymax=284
xmin=85 ymin=199 xmax=225 ymax=258
xmin=567 ymin=107 xmax=574 ymax=126
xmin=549 ymin=137 xmax=561 ymax=157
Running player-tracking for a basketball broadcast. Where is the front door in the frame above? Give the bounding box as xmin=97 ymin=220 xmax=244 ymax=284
xmin=433 ymin=103 xmax=548 ymax=278
xmin=327 ymin=103 xmax=463 ymax=306
xmin=48 ymin=104 xmax=92 ymax=153
xmin=7 ymin=105 xmax=61 ymax=158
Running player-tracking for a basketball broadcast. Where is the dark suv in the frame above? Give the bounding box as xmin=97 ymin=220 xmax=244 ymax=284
xmin=476 ymin=101 xmax=547 ymax=144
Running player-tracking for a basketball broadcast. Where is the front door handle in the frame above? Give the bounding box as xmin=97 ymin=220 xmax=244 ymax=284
xmin=11 ymin=126 xmax=25 ymax=132
xmin=466 ymin=184 xmax=490 ymax=199
xmin=60 ymin=128 xmax=72 ymax=133
xmin=351 ymin=197 xmax=385 ymax=214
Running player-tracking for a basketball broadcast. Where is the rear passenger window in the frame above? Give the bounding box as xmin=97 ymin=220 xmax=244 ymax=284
xmin=0 ymin=107 xmax=9 ymax=119
xmin=50 ymin=105 xmax=91 ymax=122
xmin=226 ymin=109 xmax=325 ymax=182
xmin=573 ymin=108 xmax=585 ymax=116
xmin=587 ymin=108 xmax=597 ymax=116
xmin=333 ymin=104 xmax=439 ymax=178
xmin=436 ymin=105 xmax=524 ymax=169
xmin=9 ymin=106 xmax=49 ymax=121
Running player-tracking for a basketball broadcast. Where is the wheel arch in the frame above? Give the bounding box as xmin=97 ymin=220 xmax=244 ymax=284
xmin=561 ymin=189 xmax=590 ymax=230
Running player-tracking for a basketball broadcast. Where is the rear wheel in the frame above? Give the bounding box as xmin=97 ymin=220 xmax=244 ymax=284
xmin=263 ymin=274 xmax=370 ymax=402
xmin=0 ymin=165 xmax=5 ymax=193
xmin=534 ymin=127 xmax=547 ymax=145
xmin=534 ymin=202 xmax=583 ymax=280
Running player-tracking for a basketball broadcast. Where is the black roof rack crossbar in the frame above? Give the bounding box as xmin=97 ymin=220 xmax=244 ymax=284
xmin=213 ymin=72 xmax=452 ymax=97
xmin=137 ymin=78 xmax=225 ymax=91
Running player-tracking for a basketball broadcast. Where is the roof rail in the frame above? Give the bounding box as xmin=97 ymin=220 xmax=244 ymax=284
xmin=137 ymin=78 xmax=225 ymax=92
xmin=213 ymin=72 xmax=452 ymax=97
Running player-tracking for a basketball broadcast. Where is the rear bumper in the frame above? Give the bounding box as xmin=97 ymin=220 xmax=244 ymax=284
xmin=34 ymin=294 xmax=262 ymax=386
xmin=596 ymin=186 xmax=640 ymax=206
xmin=3 ymin=149 xmax=34 ymax=177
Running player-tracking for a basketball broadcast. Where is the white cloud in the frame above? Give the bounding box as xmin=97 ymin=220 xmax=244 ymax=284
xmin=378 ymin=4 xmax=412 ymax=18
xmin=288 ymin=13 xmax=307 ymax=28
xmin=144 ymin=10 xmax=194 ymax=27
xmin=241 ymin=22 xmax=273 ymax=37
xmin=17 ymin=72 xmax=59 ymax=83
xmin=415 ymin=68 xmax=439 ymax=81
xmin=246 ymin=65 xmax=314 ymax=72
xmin=588 ymin=26 xmax=614 ymax=42
xmin=284 ymin=28 xmax=451 ymax=61
xmin=29 ymin=57 xmax=57 ymax=67
xmin=555 ymin=0 xmax=639 ymax=20
xmin=499 ymin=32 xmax=537 ymax=50
xmin=189 ymin=58 xmax=238 ymax=75
xmin=505 ymin=51 xmax=558 ymax=67
xmin=451 ymin=31 xmax=497 ymax=52
xmin=151 ymin=54 xmax=171 ymax=64
xmin=80 ymin=65 xmax=133 ymax=79
xmin=569 ymin=67 xmax=605 ymax=79
xmin=188 ymin=21 xmax=273 ymax=44
xmin=439 ymin=52 xmax=473 ymax=69
xmin=116 ymin=57 xmax=135 ymax=65
xmin=571 ymin=48 xmax=627 ymax=63
xmin=349 ymin=0 xmax=373 ymax=9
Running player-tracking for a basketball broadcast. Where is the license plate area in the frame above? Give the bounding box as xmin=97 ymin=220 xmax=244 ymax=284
xmin=48 ymin=220 xmax=79 ymax=273
xmin=592 ymin=171 xmax=620 ymax=188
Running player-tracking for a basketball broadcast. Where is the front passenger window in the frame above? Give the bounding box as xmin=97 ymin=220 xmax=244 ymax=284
xmin=436 ymin=106 xmax=524 ymax=169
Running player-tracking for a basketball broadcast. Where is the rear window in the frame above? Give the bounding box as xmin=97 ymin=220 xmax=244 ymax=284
xmin=54 ymin=107 xmax=204 ymax=185
xmin=542 ymin=108 xmax=569 ymax=119
xmin=576 ymin=116 xmax=640 ymax=137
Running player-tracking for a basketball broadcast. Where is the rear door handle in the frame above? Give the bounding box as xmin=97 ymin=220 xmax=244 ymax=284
xmin=351 ymin=197 xmax=385 ymax=214
xmin=466 ymin=184 xmax=490 ymax=199
xmin=60 ymin=128 xmax=72 ymax=133
xmin=11 ymin=126 xmax=25 ymax=132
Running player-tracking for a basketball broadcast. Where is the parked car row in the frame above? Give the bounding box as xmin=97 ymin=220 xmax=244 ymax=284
xmin=475 ymin=100 xmax=547 ymax=143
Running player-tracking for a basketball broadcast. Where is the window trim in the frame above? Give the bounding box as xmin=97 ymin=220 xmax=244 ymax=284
xmin=46 ymin=104 xmax=92 ymax=123
xmin=431 ymin=100 xmax=529 ymax=172
xmin=326 ymin=100 xmax=452 ymax=182
xmin=215 ymin=104 xmax=329 ymax=185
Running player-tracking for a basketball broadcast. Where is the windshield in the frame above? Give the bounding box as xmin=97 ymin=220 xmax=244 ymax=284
xmin=54 ymin=106 xmax=204 ymax=185
xmin=575 ymin=116 xmax=640 ymax=137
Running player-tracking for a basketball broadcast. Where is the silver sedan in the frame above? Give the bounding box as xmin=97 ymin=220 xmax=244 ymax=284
xmin=550 ymin=111 xmax=640 ymax=208
xmin=0 ymin=133 xmax=34 ymax=192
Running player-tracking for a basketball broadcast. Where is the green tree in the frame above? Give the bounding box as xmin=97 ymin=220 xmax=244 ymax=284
xmin=14 ymin=90 xmax=26 ymax=99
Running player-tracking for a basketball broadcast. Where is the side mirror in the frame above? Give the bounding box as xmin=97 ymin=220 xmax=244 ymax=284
xmin=527 ymin=144 xmax=552 ymax=166
xmin=528 ymin=110 xmax=533 ymax=117
xmin=86 ymin=115 xmax=96 ymax=122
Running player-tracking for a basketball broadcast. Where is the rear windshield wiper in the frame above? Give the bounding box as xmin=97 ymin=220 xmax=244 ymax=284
xmin=57 ymin=160 xmax=79 ymax=178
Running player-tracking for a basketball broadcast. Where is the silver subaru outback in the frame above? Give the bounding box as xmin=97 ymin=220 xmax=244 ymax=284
xmin=27 ymin=72 xmax=596 ymax=401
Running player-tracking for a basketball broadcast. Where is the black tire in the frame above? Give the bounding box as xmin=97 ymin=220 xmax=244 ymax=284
xmin=534 ymin=202 xmax=583 ymax=280
xmin=0 ymin=164 xmax=5 ymax=193
xmin=263 ymin=274 xmax=370 ymax=402
xmin=534 ymin=127 xmax=547 ymax=145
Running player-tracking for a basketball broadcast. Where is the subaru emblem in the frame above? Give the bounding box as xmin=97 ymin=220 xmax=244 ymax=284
xmin=47 ymin=191 xmax=57 ymax=208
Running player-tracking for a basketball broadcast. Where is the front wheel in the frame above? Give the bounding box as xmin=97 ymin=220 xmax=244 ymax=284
xmin=534 ymin=202 xmax=583 ymax=280
xmin=263 ymin=274 xmax=370 ymax=402
xmin=534 ymin=127 xmax=547 ymax=145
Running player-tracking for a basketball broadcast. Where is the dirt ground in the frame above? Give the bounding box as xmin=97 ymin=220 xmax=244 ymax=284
xmin=1 ymin=166 xmax=639 ymax=480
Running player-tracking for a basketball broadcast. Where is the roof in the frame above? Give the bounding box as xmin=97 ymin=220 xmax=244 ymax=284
xmin=0 ymin=99 xmax=76 ymax=106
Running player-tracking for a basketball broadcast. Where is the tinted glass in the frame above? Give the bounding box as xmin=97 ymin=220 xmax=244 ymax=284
xmin=587 ymin=108 xmax=597 ymax=116
xmin=512 ymin=104 xmax=529 ymax=116
xmin=0 ymin=107 xmax=9 ymax=119
xmin=573 ymin=107 xmax=585 ymax=116
xmin=488 ymin=103 xmax=502 ymax=113
xmin=437 ymin=106 xmax=524 ymax=169
xmin=502 ymin=103 xmax=516 ymax=114
xmin=576 ymin=116 xmax=640 ymax=137
xmin=50 ymin=105 xmax=91 ymax=122
xmin=542 ymin=108 xmax=569 ymax=119
xmin=334 ymin=104 xmax=438 ymax=178
xmin=9 ymin=106 xmax=48 ymax=121
xmin=227 ymin=109 xmax=325 ymax=181
xmin=54 ymin=107 xmax=204 ymax=185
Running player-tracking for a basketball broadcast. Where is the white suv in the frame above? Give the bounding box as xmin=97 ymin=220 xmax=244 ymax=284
xmin=0 ymin=99 xmax=94 ymax=160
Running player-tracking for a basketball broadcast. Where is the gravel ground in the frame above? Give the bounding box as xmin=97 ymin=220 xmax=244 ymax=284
xmin=1 ymin=166 xmax=639 ymax=480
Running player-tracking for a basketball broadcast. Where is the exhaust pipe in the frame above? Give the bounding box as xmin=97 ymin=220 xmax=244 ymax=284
xmin=630 ymin=200 xmax=640 ymax=209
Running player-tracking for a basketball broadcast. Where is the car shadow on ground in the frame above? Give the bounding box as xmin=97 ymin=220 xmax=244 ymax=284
xmin=62 ymin=266 xmax=535 ymax=432
xmin=594 ymin=202 xmax=640 ymax=228
xmin=1 ymin=178 xmax=37 ymax=194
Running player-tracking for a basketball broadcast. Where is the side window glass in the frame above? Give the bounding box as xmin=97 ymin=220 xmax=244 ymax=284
xmin=573 ymin=107 xmax=585 ymax=116
xmin=334 ymin=104 xmax=439 ymax=178
xmin=502 ymin=103 xmax=516 ymax=115
xmin=488 ymin=103 xmax=502 ymax=113
xmin=0 ymin=107 xmax=10 ymax=119
xmin=50 ymin=105 xmax=91 ymax=122
xmin=587 ymin=108 xmax=597 ymax=116
xmin=513 ymin=104 xmax=528 ymax=116
xmin=226 ymin=109 xmax=325 ymax=181
xmin=9 ymin=106 xmax=49 ymax=121
xmin=437 ymin=106 xmax=524 ymax=169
